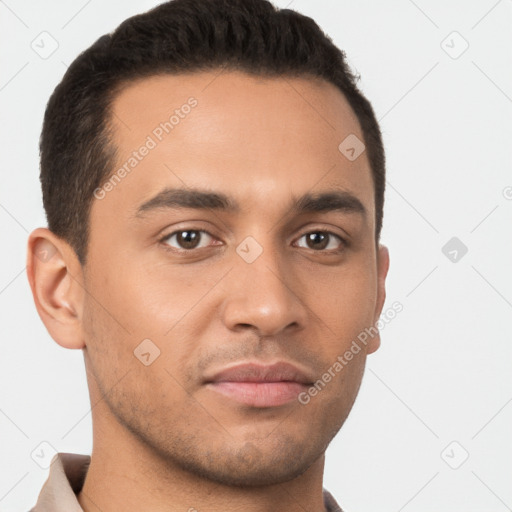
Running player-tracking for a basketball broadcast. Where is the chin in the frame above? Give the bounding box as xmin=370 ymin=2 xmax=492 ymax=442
xmin=170 ymin=437 xmax=324 ymax=487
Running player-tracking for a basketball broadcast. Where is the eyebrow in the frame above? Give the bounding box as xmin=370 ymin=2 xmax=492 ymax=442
xmin=134 ymin=187 xmax=367 ymax=219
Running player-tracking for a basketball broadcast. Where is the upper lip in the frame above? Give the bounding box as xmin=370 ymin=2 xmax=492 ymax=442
xmin=204 ymin=361 xmax=314 ymax=385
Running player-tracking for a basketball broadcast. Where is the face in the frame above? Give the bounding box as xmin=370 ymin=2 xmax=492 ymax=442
xmin=80 ymin=70 xmax=388 ymax=486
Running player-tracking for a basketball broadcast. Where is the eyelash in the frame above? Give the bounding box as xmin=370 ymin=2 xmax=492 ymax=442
xmin=158 ymin=228 xmax=348 ymax=254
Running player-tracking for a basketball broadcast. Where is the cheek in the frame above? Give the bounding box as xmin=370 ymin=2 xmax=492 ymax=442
xmin=82 ymin=289 xmax=192 ymax=414
xmin=86 ymin=255 xmax=204 ymax=339
xmin=82 ymin=262 xmax=216 ymax=386
xmin=305 ymin=263 xmax=377 ymax=332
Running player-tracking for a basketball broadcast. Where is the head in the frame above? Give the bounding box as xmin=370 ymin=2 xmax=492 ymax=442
xmin=28 ymin=0 xmax=389 ymax=487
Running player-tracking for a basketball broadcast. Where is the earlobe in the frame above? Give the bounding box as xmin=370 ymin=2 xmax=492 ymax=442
xmin=26 ymin=228 xmax=86 ymax=350
xmin=367 ymin=332 xmax=381 ymax=355
xmin=367 ymin=243 xmax=390 ymax=355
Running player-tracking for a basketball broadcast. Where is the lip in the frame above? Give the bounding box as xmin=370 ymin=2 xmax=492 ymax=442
xmin=204 ymin=361 xmax=314 ymax=407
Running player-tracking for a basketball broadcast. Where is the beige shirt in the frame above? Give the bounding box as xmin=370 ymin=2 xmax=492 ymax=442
xmin=30 ymin=452 xmax=343 ymax=511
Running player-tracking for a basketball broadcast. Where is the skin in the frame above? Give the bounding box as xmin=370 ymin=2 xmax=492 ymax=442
xmin=27 ymin=70 xmax=389 ymax=512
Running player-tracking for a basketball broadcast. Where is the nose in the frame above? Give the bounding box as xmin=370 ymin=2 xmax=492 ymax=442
xmin=219 ymin=242 xmax=308 ymax=337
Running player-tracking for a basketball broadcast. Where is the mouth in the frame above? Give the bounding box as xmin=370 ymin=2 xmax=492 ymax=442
xmin=204 ymin=361 xmax=314 ymax=408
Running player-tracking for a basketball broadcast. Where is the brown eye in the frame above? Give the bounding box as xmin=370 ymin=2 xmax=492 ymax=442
xmin=296 ymin=231 xmax=344 ymax=251
xmin=162 ymin=230 xmax=214 ymax=250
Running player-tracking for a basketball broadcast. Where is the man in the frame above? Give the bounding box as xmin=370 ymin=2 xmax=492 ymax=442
xmin=27 ymin=0 xmax=389 ymax=510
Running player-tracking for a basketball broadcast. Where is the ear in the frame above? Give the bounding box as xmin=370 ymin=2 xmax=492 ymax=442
xmin=366 ymin=243 xmax=390 ymax=355
xmin=26 ymin=227 xmax=86 ymax=349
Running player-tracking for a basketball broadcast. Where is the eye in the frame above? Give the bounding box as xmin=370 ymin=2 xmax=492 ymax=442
xmin=160 ymin=229 xmax=217 ymax=251
xmin=159 ymin=228 xmax=345 ymax=254
xmin=295 ymin=231 xmax=345 ymax=252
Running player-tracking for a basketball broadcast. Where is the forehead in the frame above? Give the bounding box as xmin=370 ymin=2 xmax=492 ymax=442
xmin=99 ymin=70 xmax=374 ymax=223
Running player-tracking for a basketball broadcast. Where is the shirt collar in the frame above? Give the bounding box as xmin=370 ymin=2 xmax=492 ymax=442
xmin=31 ymin=453 xmax=89 ymax=511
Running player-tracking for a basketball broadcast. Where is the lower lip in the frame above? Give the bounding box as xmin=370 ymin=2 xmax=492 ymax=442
xmin=206 ymin=381 xmax=309 ymax=407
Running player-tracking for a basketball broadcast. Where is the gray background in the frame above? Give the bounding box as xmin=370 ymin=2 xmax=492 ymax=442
xmin=1 ymin=0 xmax=511 ymax=510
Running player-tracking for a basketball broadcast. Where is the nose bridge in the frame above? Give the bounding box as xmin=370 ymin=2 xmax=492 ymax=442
xmin=221 ymin=234 xmax=307 ymax=335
